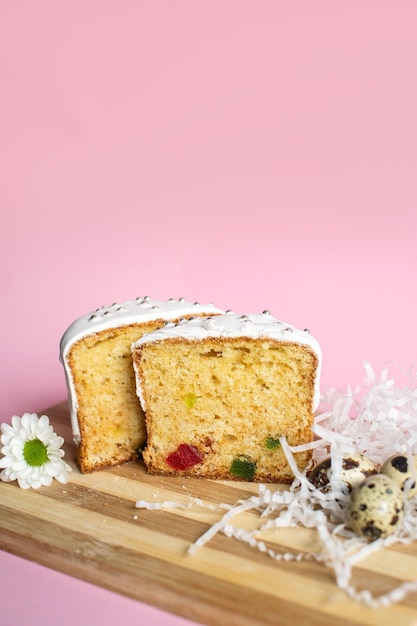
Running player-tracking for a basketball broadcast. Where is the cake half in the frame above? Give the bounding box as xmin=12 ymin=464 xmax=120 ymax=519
xmin=132 ymin=312 xmax=322 ymax=483
xmin=59 ymin=297 xmax=223 ymax=472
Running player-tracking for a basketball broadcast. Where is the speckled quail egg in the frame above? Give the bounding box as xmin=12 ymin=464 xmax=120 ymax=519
xmin=349 ymin=474 xmax=404 ymax=541
xmin=308 ymin=452 xmax=377 ymax=492
xmin=380 ymin=453 xmax=417 ymax=499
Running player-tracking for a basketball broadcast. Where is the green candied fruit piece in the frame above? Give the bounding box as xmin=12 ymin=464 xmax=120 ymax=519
xmin=184 ymin=392 xmax=197 ymax=409
xmin=264 ymin=435 xmax=282 ymax=450
xmin=230 ymin=456 xmax=257 ymax=481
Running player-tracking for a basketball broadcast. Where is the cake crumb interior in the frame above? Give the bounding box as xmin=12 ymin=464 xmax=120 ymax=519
xmin=69 ymin=322 xmax=161 ymax=472
xmin=138 ymin=337 xmax=318 ymax=482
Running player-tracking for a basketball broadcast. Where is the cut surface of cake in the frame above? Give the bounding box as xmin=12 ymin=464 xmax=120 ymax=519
xmin=132 ymin=312 xmax=322 ymax=483
xmin=59 ymin=297 xmax=223 ymax=473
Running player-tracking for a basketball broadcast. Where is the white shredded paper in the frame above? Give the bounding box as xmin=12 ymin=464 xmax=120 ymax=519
xmin=135 ymin=363 xmax=417 ymax=608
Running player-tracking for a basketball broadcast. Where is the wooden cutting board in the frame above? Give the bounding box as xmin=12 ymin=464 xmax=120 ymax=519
xmin=1 ymin=402 xmax=417 ymax=626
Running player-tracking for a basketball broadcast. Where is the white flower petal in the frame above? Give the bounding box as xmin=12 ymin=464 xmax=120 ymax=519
xmin=44 ymin=462 xmax=58 ymax=476
xmin=50 ymin=435 xmax=64 ymax=448
xmin=8 ymin=435 xmax=24 ymax=449
xmin=55 ymin=471 xmax=70 ymax=485
xmin=20 ymin=413 xmax=34 ymax=429
xmin=1 ymin=422 xmax=14 ymax=437
xmin=0 ymin=468 xmax=12 ymax=482
xmin=9 ymin=459 xmax=27 ymax=472
xmin=8 ymin=469 xmax=23 ymax=481
xmin=38 ymin=415 xmax=50 ymax=430
xmin=40 ymin=473 xmax=53 ymax=487
xmin=16 ymin=478 xmax=31 ymax=489
xmin=11 ymin=444 xmax=24 ymax=457
xmin=11 ymin=415 xmax=23 ymax=430
xmin=23 ymin=476 xmax=41 ymax=489
xmin=47 ymin=448 xmax=65 ymax=462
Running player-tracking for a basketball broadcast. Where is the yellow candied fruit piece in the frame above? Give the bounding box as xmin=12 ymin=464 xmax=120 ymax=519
xmin=184 ymin=392 xmax=197 ymax=409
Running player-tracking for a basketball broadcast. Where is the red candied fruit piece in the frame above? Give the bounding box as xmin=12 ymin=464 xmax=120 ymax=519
xmin=166 ymin=444 xmax=204 ymax=470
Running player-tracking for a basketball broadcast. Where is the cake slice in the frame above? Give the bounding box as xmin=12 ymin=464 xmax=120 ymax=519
xmin=59 ymin=297 xmax=223 ymax=472
xmin=132 ymin=311 xmax=322 ymax=483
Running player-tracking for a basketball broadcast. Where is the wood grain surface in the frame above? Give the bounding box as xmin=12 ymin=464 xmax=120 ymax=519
xmin=1 ymin=402 xmax=417 ymax=625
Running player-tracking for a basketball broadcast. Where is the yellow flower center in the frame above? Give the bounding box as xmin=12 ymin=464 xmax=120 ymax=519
xmin=23 ymin=438 xmax=49 ymax=466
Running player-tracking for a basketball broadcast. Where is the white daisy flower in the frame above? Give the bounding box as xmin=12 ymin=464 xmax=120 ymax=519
xmin=0 ymin=413 xmax=71 ymax=489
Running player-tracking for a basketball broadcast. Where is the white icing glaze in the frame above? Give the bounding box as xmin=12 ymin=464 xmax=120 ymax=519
xmin=59 ymin=297 xmax=224 ymax=443
xmin=133 ymin=311 xmax=322 ymax=411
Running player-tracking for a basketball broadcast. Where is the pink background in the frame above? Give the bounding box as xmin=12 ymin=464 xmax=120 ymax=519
xmin=1 ymin=1 xmax=417 ymax=624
